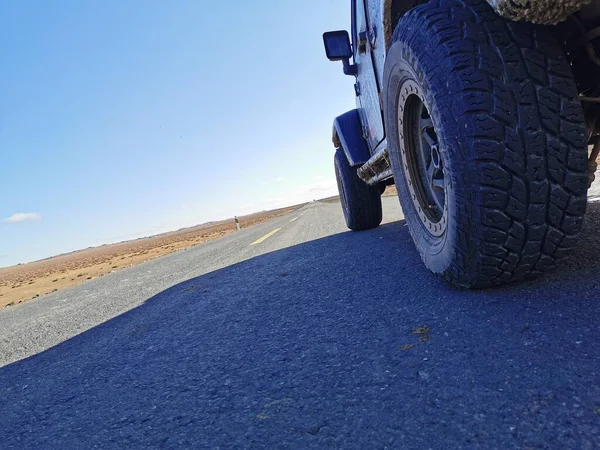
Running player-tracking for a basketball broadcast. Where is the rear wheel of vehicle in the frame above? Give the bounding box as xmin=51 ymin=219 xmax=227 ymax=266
xmin=384 ymin=0 xmax=588 ymax=288
xmin=334 ymin=148 xmax=382 ymax=231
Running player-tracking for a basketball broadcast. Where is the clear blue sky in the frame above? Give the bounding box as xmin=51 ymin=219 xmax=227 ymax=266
xmin=0 ymin=0 xmax=356 ymax=267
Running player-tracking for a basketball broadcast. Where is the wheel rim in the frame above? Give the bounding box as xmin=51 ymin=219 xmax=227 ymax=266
xmin=398 ymin=84 xmax=447 ymax=237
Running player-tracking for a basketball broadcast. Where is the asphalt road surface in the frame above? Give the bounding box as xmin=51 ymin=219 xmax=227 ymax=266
xmin=1 ymin=192 xmax=600 ymax=448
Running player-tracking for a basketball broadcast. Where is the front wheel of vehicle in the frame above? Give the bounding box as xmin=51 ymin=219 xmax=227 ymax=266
xmin=334 ymin=148 xmax=382 ymax=231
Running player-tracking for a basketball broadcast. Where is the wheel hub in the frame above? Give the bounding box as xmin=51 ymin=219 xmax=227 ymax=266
xmin=398 ymin=83 xmax=447 ymax=237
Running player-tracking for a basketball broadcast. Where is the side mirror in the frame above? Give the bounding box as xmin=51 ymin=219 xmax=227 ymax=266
xmin=323 ymin=30 xmax=357 ymax=76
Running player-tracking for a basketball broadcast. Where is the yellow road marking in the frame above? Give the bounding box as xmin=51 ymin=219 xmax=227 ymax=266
xmin=289 ymin=217 xmax=298 ymax=223
xmin=250 ymin=228 xmax=282 ymax=246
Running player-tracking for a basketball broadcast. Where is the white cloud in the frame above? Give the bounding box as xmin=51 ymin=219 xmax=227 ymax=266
xmin=2 ymin=212 xmax=42 ymax=223
xmin=293 ymin=179 xmax=337 ymax=196
xmin=255 ymin=179 xmax=338 ymax=211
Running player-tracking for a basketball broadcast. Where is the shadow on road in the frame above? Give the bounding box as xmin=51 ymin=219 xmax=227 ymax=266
xmin=2 ymin=204 xmax=600 ymax=448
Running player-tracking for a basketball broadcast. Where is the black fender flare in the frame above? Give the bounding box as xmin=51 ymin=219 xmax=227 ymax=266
xmin=332 ymin=109 xmax=370 ymax=167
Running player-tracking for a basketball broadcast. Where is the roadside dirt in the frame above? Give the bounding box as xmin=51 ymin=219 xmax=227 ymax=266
xmin=322 ymin=184 xmax=398 ymax=203
xmin=0 ymin=205 xmax=303 ymax=309
xmin=382 ymin=185 xmax=398 ymax=197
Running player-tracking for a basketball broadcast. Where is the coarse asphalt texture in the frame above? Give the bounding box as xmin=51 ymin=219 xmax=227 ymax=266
xmin=2 ymin=187 xmax=600 ymax=448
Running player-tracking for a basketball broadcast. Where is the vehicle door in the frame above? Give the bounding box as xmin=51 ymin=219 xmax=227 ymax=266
xmin=353 ymin=0 xmax=385 ymax=153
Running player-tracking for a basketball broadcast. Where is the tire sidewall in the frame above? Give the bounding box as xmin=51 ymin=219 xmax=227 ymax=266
xmin=384 ymin=40 xmax=461 ymax=274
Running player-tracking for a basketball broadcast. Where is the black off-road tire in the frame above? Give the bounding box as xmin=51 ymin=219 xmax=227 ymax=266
xmin=384 ymin=0 xmax=588 ymax=288
xmin=334 ymin=148 xmax=383 ymax=231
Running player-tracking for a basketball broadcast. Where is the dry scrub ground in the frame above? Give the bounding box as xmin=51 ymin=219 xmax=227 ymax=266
xmin=0 ymin=205 xmax=303 ymax=309
xmin=321 ymin=184 xmax=398 ymax=203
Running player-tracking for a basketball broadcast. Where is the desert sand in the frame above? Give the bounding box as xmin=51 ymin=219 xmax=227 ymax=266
xmin=0 ymin=205 xmax=303 ymax=308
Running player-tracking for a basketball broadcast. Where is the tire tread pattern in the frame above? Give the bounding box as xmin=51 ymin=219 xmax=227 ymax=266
xmin=391 ymin=0 xmax=587 ymax=287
